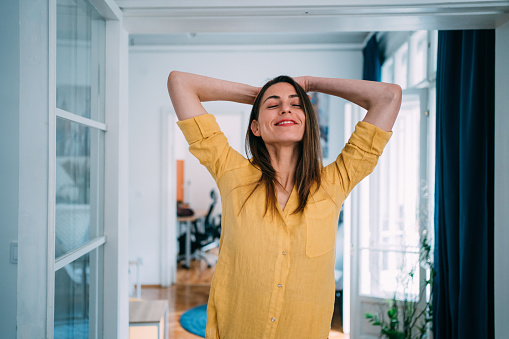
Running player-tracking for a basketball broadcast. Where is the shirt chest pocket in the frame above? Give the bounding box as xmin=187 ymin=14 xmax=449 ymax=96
xmin=304 ymin=200 xmax=338 ymax=258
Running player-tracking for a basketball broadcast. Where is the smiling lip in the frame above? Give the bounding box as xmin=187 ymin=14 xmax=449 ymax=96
xmin=275 ymin=119 xmax=297 ymax=126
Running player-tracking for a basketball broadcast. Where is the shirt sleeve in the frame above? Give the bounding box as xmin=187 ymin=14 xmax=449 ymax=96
xmin=323 ymin=120 xmax=392 ymax=197
xmin=176 ymin=113 xmax=246 ymax=183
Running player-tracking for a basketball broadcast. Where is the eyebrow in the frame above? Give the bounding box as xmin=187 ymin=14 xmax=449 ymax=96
xmin=263 ymin=94 xmax=299 ymax=103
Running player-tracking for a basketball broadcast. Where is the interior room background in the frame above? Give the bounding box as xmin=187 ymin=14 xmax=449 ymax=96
xmin=2 ymin=1 xmax=509 ymax=338
xmin=128 ymin=45 xmax=353 ymax=284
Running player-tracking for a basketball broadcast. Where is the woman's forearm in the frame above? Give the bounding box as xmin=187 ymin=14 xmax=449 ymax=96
xmin=167 ymin=71 xmax=259 ymax=121
xmin=302 ymin=76 xmax=402 ymax=132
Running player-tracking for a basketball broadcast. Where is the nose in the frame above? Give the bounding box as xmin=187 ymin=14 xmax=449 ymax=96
xmin=281 ymin=103 xmax=292 ymax=114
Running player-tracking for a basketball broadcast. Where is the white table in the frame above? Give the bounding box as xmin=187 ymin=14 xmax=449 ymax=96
xmin=177 ymin=210 xmax=208 ymax=268
xmin=129 ymin=300 xmax=168 ymax=339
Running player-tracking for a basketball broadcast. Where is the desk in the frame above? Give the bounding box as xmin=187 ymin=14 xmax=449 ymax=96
xmin=129 ymin=300 xmax=168 ymax=339
xmin=177 ymin=210 xmax=207 ymax=268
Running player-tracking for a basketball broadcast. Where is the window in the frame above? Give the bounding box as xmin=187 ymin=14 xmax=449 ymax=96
xmin=381 ymin=57 xmax=394 ymax=85
xmin=359 ymin=90 xmax=426 ymax=300
xmin=409 ymin=31 xmax=428 ymax=87
xmin=53 ymin=0 xmax=106 ymax=337
xmin=356 ymin=31 xmax=437 ymax=301
xmin=394 ymin=42 xmax=408 ymax=89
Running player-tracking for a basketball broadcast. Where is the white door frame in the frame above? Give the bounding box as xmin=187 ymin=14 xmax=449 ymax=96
xmin=102 ymin=11 xmax=129 ymax=339
xmin=160 ymin=108 xmax=177 ymax=287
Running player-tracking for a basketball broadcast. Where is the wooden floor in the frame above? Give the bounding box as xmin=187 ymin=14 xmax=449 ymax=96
xmin=141 ymin=249 xmax=347 ymax=338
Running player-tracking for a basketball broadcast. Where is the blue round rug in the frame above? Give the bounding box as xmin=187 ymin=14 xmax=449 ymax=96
xmin=180 ymin=303 xmax=207 ymax=338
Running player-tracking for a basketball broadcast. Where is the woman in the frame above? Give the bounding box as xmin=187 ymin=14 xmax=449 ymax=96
xmin=167 ymin=71 xmax=401 ymax=339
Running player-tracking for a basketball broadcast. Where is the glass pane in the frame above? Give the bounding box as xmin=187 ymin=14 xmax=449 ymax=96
xmin=381 ymin=57 xmax=394 ymax=84
xmin=409 ymin=31 xmax=428 ymax=87
xmin=57 ymin=0 xmax=106 ymax=121
xmin=359 ymin=93 xmax=422 ymax=299
xmin=54 ymin=249 xmax=103 ymax=339
xmin=56 ymin=118 xmax=104 ymax=258
xmin=360 ymin=248 xmax=420 ymax=299
xmin=394 ymin=43 xmax=408 ymax=89
xmin=54 ymin=254 xmax=90 ymax=339
xmin=379 ymin=94 xmax=421 ymax=249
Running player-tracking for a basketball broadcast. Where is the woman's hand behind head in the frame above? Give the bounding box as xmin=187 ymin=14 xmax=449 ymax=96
xmin=293 ymin=76 xmax=311 ymax=93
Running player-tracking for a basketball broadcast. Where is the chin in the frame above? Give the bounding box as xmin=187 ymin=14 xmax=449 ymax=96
xmin=264 ymin=136 xmax=303 ymax=147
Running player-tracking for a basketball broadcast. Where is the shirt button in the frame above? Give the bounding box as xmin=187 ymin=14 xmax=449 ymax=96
xmin=282 ymin=251 xmax=287 ymax=255
xmin=282 ymin=222 xmax=286 ymax=226
xmin=278 ymin=284 xmax=282 ymax=288
xmin=271 ymin=317 xmax=276 ymax=322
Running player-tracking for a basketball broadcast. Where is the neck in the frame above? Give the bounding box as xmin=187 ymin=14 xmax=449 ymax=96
xmin=265 ymin=143 xmax=299 ymax=192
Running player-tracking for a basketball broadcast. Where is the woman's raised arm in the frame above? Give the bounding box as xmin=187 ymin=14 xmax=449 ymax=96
xmin=167 ymin=71 xmax=260 ymax=121
xmin=295 ymin=76 xmax=402 ymax=132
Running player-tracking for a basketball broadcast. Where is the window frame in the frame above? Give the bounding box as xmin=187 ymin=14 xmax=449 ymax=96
xmin=47 ymin=0 xmax=124 ymax=338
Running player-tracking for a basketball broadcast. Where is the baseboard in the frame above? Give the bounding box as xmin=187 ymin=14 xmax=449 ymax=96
xmin=140 ymin=284 xmax=162 ymax=289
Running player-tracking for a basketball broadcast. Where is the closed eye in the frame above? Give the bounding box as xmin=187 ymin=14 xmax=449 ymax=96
xmin=268 ymin=104 xmax=278 ymax=109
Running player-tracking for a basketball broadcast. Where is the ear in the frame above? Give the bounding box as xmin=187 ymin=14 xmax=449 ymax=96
xmin=251 ymin=120 xmax=261 ymax=137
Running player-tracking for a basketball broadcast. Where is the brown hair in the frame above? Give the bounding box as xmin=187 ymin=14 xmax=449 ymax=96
xmin=244 ymin=75 xmax=323 ymax=215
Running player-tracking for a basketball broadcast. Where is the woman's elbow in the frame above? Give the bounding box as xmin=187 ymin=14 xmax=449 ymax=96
xmin=167 ymin=70 xmax=182 ymax=91
xmin=387 ymin=84 xmax=402 ymax=105
xmin=383 ymin=84 xmax=402 ymax=117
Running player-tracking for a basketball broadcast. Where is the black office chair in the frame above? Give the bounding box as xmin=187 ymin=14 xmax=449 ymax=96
xmin=200 ymin=190 xmax=221 ymax=241
xmin=178 ymin=190 xmax=221 ymax=268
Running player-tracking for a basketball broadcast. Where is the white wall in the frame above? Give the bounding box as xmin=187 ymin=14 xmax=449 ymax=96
xmin=128 ymin=45 xmax=362 ymax=284
xmin=495 ymin=19 xmax=509 ymax=339
xmin=103 ymin=21 xmax=130 ymax=339
xmin=0 ymin=2 xmax=19 ymax=338
xmin=17 ymin=0 xmax=51 ymax=336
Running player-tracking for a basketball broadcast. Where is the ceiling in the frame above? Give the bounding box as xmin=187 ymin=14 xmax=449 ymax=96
xmin=128 ymin=31 xmax=371 ymax=47
xmin=115 ymin=1 xmax=509 ymax=47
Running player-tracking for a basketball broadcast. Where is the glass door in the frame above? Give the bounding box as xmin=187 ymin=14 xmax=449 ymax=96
xmin=52 ymin=0 xmax=106 ymax=337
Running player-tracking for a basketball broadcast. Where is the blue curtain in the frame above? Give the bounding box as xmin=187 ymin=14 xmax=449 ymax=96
xmin=362 ymin=34 xmax=381 ymax=81
xmin=434 ymin=30 xmax=495 ymax=339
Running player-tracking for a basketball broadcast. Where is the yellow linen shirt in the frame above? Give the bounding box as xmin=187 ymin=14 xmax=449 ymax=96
xmin=177 ymin=114 xmax=392 ymax=339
